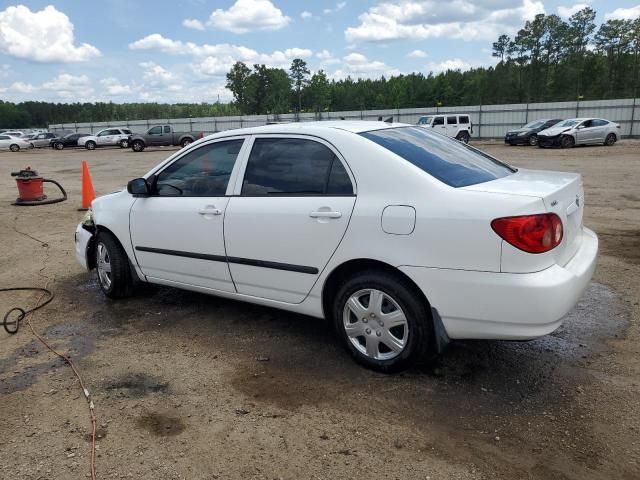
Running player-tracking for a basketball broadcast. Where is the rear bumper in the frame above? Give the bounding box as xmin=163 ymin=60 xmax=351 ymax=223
xmin=399 ymin=227 xmax=598 ymax=340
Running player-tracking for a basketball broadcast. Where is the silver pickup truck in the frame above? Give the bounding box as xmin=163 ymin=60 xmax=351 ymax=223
xmin=129 ymin=125 xmax=198 ymax=152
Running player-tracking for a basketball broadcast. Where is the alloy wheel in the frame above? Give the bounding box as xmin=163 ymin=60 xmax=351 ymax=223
xmin=97 ymin=243 xmax=112 ymax=290
xmin=342 ymin=288 xmax=409 ymax=361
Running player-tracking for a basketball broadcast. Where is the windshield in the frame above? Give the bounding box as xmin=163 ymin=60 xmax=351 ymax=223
xmin=360 ymin=126 xmax=515 ymax=188
xmin=523 ymin=120 xmax=545 ymax=129
xmin=418 ymin=116 xmax=433 ymax=125
xmin=556 ymin=119 xmax=580 ymax=127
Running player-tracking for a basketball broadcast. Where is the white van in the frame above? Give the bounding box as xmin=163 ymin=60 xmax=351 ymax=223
xmin=417 ymin=114 xmax=473 ymax=143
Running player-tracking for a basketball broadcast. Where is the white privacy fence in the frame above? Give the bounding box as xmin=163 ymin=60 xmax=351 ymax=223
xmin=49 ymin=98 xmax=640 ymax=138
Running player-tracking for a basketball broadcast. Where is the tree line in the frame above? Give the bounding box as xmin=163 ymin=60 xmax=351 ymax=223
xmin=0 ymin=7 xmax=637 ymax=128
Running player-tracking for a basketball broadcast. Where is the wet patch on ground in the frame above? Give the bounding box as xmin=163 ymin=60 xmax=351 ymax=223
xmin=103 ymin=373 xmax=169 ymax=397
xmin=597 ymin=229 xmax=640 ymax=264
xmin=136 ymin=412 xmax=185 ymax=437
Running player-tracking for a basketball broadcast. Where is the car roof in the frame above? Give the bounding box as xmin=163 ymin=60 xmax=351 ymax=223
xmin=211 ymin=120 xmax=410 ymax=136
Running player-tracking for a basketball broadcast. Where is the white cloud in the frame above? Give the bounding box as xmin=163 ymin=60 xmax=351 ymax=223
xmin=301 ymin=11 xmax=312 ymax=19
xmin=557 ymin=3 xmax=590 ymax=18
xmin=41 ymin=73 xmax=92 ymax=99
xmin=130 ymin=34 xmax=312 ymax=77
xmin=207 ymin=0 xmax=291 ymax=33
xmin=5 ymin=81 xmax=35 ymax=94
xmin=407 ymin=49 xmax=428 ymax=58
xmin=324 ymin=2 xmax=347 ymax=14
xmin=345 ymin=0 xmax=545 ymax=43
xmin=604 ymin=5 xmax=640 ymax=21
xmin=0 ymin=5 xmax=100 ymax=63
xmin=100 ymin=78 xmax=132 ymax=96
xmin=426 ymin=57 xmax=493 ymax=73
xmin=183 ymin=18 xmax=205 ymax=30
xmin=329 ymin=52 xmax=400 ymax=79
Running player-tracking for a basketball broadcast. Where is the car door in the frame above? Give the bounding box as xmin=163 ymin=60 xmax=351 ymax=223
xmin=590 ymin=119 xmax=609 ymax=142
xmin=96 ymin=130 xmax=112 ymax=146
xmin=130 ymin=137 xmax=248 ymax=291
xmin=575 ymin=120 xmax=594 ymax=144
xmin=0 ymin=135 xmax=9 ymax=149
xmin=432 ymin=116 xmax=446 ymax=136
xmin=146 ymin=126 xmax=166 ymax=146
xmin=224 ymin=135 xmax=356 ymax=303
xmin=446 ymin=116 xmax=458 ymax=137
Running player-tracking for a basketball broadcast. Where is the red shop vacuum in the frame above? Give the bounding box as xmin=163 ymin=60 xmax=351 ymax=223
xmin=11 ymin=167 xmax=67 ymax=206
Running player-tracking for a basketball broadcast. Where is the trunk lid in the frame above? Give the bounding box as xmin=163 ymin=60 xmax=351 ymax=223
xmin=463 ymin=168 xmax=584 ymax=267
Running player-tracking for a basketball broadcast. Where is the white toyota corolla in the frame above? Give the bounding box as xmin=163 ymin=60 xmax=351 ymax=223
xmin=75 ymin=121 xmax=598 ymax=372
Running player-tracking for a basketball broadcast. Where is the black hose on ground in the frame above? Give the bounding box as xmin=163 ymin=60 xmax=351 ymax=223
xmin=0 ymin=287 xmax=54 ymax=334
xmin=12 ymin=179 xmax=67 ymax=206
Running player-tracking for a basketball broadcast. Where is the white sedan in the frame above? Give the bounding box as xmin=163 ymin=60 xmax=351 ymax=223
xmin=74 ymin=122 xmax=598 ymax=372
xmin=0 ymin=134 xmax=33 ymax=151
xmin=537 ymin=117 xmax=621 ymax=148
xmin=78 ymin=128 xmax=133 ymax=150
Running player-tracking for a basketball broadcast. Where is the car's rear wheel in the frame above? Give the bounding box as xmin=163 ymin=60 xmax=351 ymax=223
xmin=528 ymin=135 xmax=538 ymax=146
xmin=131 ymin=140 xmax=145 ymax=152
xmin=180 ymin=138 xmax=193 ymax=148
xmin=9 ymin=144 xmax=19 ymax=152
xmin=333 ymin=270 xmax=431 ymax=373
xmin=119 ymin=139 xmax=129 ymax=148
xmin=560 ymin=135 xmax=575 ymax=148
xmin=456 ymin=131 xmax=470 ymax=144
xmin=95 ymin=232 xmax=134 ymax=299
xmin=604 ymin=133 xmax=616 ymax=146
xmin=86 ymin=140 xmax=96 ymax=150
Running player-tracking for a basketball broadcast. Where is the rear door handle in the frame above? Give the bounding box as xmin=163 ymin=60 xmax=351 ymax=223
xmin=309 ymin=211 xmax=342 ymax=219
xmin=199 ymin=206 xmax=222 ymax=215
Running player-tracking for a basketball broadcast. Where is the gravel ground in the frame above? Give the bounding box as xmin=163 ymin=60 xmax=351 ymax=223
xmin=0 ymin=140 xmax=639 ymax=480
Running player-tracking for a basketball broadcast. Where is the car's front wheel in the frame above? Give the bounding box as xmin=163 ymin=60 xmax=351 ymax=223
xmin=528 ymin=135 xmax=538 ymax=146
xmin=333 ymin=270 xmax=432 ymax=373
xmin=95 ymin=232 xmax=134 ymax=299
xmin=85 ymin=140 xmax=96 ymax=150
xmin=54 ymin=142 xmax=64 ymax=150
xmin=131 ymin=140 xmax=145 ymax=152
xmin=560 ymin=135 xmax=575 ymax=148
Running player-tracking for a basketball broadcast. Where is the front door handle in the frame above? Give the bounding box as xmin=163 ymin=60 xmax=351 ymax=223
xmin=309 ymin=211 xmax=342 ymax=219
xmin=199 ymin=206 xmax=222 ymax=215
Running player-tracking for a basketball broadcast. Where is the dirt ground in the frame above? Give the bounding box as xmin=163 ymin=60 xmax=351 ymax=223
xmin=0 ymin=139 xmax=639 ymax=480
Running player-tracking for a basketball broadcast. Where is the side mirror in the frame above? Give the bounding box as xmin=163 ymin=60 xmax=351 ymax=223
xmin=127 ymin=178 xmax=150 ymax=197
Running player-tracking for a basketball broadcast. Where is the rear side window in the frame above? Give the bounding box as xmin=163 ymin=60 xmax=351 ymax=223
xmin=360 ymin=127 xmax=515 ymax=188
xmin=459 ymin=116 xmax=470 ymax=124
xmin=446 ymin=116 xmax=457 ymax=125
xmin=591 ymin=119 xmax=608 ymax=127
xmin=164 ymin=126 xmax=171 ymax=133
xmin=242 ymin=138 xmax=353 ymax=195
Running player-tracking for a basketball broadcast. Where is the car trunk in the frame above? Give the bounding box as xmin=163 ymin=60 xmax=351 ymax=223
xmin=462 ymin=169 xmax=584 ymax=269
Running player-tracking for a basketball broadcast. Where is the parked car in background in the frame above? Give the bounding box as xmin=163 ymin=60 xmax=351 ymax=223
xmin=0 ymin=134 xmax=33 ymax=151
xmin=78 ymin=128 xmax=133 ymax=150
xmin=50 ymin=132 xmax=91 ymax=150
xmin=417 ymin=114 xmax=473 ymax=143
xmin=538 ymin=118 xmax=620 ymax=148
xmin=129 ymin=125 xmax=198 ymax=152
xmin=74 ymin=121 xmax=597 ymax=372
xmin=3 ymin=130 xmax=25 ymax=137
xmin=28 ymin=132 xmax=57 ymax=148
xmin=504 ymin=119 xmax=563 ymax=146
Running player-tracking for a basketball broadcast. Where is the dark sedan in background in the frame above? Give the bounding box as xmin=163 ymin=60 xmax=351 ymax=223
xmin=504 ymin=118 xmax=563 ymax=146
xmin=50 ymin=132 xmax=91 ymax=150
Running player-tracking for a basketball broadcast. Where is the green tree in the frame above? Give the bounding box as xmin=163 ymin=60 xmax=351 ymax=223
xmin=225 ymin=62 xmax=252 ymax=113
xmin=289 ymin=58 xmax=310 ymax=112
xmin=306 ymin=70 xmax=331 ymax=112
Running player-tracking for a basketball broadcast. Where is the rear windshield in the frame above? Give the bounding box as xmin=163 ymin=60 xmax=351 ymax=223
xmin=360 ymin=126 xmax=515 ymax=188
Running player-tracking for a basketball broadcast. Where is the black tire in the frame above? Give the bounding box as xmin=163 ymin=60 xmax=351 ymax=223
xmin=86 ymin=140 xmax=96 ymax=150
xmin=604 ymin=133 xmax=616 ymax=146
xmin=54 ymin=142 xmax=64 ymax=150
xmin=528 ymin=135 xmax=538 ymax=146
xmin=560 ymin=135 xmax=575 ymax=149
xmin=131 ymin=140 xmax=145 ymax=152
xmin=180 ymin=138 xmax=193 ymax=148
xmin=29 ymin=142 xmax=35 ymax=149
xmin=456 ymin=131 xmax=470 ymax=144
xmin=9 ymin=144 xmax=19 ymax=152
xmin=332 ymin=270 xmax=432 ymax=373
xmin=119 ymin=139 xmax=129 ymax=148
xmin=94 ymin=231 xmax=134 ymax=299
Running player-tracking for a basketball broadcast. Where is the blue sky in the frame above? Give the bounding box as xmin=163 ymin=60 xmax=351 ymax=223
xmin=1 ymin=0 xmax=639 ymax=103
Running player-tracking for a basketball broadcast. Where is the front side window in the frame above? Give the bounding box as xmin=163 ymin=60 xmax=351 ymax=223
xmin=360 ymin=127 xmax=515 ymax=188
xmin=242 ymin=138 xmax=353 ymax=195
xmin=155 ymin=139 xmax=244 ymax=197
xmin=433 ymin=116 xmax=444 ymax=126
xmin=149 ymin=126 xmax=162 ymax=135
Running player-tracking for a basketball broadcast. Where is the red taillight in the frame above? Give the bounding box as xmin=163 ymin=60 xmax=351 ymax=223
xmin=491 ymin=213 xmax=563 ymax=254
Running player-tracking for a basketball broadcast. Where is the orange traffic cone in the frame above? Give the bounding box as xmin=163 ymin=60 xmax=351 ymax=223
xmin=79 ymin=160 xmax=96 ymax=211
